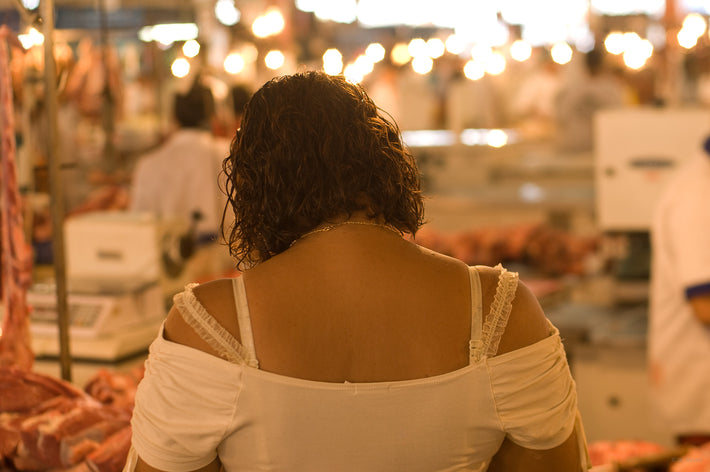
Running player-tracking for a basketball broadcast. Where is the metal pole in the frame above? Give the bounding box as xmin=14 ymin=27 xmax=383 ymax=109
xmin=97 ymin=0 xmax=116 ymax=169
xmin=41 ymin=0 xmax=72 ymax=382
xmin=663 ymin=0 xmax=681 ymax=106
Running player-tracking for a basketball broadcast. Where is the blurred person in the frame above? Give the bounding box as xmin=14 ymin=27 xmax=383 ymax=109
xmin=230 ymin=83 xmax=252 ymax=129
xmin=610 ymin=66 xmax=639 ymax=107
xmin=125 ymin=71 xmax=588 ymax=472
xmin=447 ymin=69 xmax=503 ymax=133
xmin=694 ymin=48 xmax=710 ymax=107
xmin=212 ymin=84 xmax=255 ymax=275
xmin=129 ymin=77 xmax=222 ymax=253
xmin=395 ymin=66 xmax=440 ymax=130
xmin=555 ymin=48 xmax=624 ymax=154
xmin=511 ymin=49 xmax=562 ymax=139
xmin=211 ymin=84 xmax=254 ymax=158
xmin=211 ymin=83 xmax=254 ymax=139
xmin=216 ymin=84 xmax=254 ymax=174
xmin=648 ymin=138 xmax=710 ymax=447
xmin=365 ymin=61 xmax=402 ymax=126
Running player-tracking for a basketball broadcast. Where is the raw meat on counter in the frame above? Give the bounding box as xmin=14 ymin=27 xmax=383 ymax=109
xmin=589 ymin=440 xmax=667 ymax=467
xmin=412 ymin=223 xmax=599 ymax=276
xmin=83 ymin=366 xmax=145 ymax=412
xmin=0 ymin=366 xmax=142 ymax=471
xmin=588 ymin=439 xmax=710 ymax=471
xmin=670 ymin=442 xmax=710 ymax=472
xmin=0 ymin=367 xmax=85 ymax=412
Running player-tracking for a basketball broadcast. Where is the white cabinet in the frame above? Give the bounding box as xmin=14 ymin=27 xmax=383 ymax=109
xmin=595 ymin=108 xmax=710 ymax=231
xmin=572 ymin=343 xmax=674 ymax=447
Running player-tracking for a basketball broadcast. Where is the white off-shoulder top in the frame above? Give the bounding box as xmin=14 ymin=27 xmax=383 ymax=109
xmin=126 ymin=265 xmax=588 ymax=472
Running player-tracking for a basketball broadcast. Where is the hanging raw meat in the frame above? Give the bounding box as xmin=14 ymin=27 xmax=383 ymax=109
xmin=0 ymin=26 xmax=34 ymax=371
xmin=0 ymin=28 xmax=138 ymax=471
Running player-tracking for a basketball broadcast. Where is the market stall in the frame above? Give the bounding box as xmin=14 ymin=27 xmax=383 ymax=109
xmin=1 ymin=0 xmax=710 ymax=469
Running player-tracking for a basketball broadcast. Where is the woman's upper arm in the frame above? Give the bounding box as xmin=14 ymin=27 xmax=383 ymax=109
xmin=476 ymin=266 xmax=551 ymax=356
xmin=131 ymin=280 xmax=242 ymax=472
xmin=480 ymin=266 xmax=587 ymax=470
xmin=496 ymin=277 xmax=551 ymax=355
xmin=163 ymin=278 xmax=239 ymax=356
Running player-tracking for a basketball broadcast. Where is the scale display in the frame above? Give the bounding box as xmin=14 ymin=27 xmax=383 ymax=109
xmin=26 ymin=283 xmax=165 ymax=361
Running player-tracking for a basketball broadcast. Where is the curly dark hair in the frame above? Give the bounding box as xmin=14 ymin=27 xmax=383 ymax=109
xmin=221 ymin=70 xmax=424 ymax=268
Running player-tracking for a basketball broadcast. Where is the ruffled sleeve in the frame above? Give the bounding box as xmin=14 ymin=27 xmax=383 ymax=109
xmin=487 ymin=325 xmax=578 ymax=450
xmin=129 ymin=327 xmax=244 ymax=471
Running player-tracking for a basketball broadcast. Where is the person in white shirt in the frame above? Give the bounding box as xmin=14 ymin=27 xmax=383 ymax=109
xmin=511 ymin=51 xmax=562 ymax=139
xmin=555 ymin=48 xmax=624 ymax=154
xmin=129 ymin=78 xmax=224 ymax=246
xmin=649 ymin=138 xmax=710 ymax=446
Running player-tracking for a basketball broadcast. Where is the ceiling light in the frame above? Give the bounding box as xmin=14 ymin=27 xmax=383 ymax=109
xmin=215 ymin=0 xmax=240 ymax=26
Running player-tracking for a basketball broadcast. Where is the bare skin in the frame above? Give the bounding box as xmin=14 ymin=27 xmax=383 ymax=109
xmin=135 ymin=223 xmax=583 ymax=472
xmin=689 ymin=293 xmax=710 ymax=325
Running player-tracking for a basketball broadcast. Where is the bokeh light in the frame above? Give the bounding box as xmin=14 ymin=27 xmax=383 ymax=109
xmin=365 ymin=43 xmax=386 ymax=63
xmin=264 ymin=50 xmax=285 ymax=70
xmin=510 ymin=40 xmax=532 ymax=62
xmin=182 ymin=40 xmax=200 ymax=58
xmin=323 ymin=48 xmax=344 ymax=75
xmin=463 ymin=59 xmax=485 ymax=80
xmin=412 ymin=55 xmax=434 ymax=74
xmin=550 ymin=42 xmax=573 ymax=64
xmin=391 ymin=43 xmax=412 ymax=65
xmin=171 ymin=58 xmax=190 ymax=78
xmin=224 ymin=53 xmax=245 ymax=74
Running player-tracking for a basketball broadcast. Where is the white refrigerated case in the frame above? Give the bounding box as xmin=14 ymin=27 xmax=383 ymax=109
xmin=595 ymin=108 xmax=710 ymax=231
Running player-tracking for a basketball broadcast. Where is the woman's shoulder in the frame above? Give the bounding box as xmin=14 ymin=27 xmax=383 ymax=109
xmin=474 ymin=264 xmax=553 ymax=356
xmin=190 ymin=277 xmax=236 ymax=305
xmin=407 ymin=252 xmax=551 ymax=356
xmin=165 ymin=278 xmax=242 ymax=355
xmin=190 ymin=277 xmax=241 ymax=337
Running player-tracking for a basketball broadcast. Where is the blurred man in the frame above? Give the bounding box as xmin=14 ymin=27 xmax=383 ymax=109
xmin=555 ymin=48 xmax=624 ymax=154
xmin=130 ymin=77 xmax=222 ymax=245
xmin=230 ymin=83 xmax=252 ymax=130
xmin=648 ymin=137 xmax=710 ymax=446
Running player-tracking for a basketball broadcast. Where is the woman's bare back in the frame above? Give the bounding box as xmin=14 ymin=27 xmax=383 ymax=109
xmin=166 ymin=226 xmax=549 ymax=383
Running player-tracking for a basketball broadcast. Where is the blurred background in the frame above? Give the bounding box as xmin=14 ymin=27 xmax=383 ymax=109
xmin=2 ymin=1 xmax=710 ymax=470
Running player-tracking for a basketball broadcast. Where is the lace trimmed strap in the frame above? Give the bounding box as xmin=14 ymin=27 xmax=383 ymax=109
xmin=479 ymin=264 xmax=519 ymax=359
xmin=232 ymin=277 xmax=258 ymax=365
xmin=173 ymin=283 xmax=259 ymax=368
xmin=468 ymin=266 xmax=484 ymax=361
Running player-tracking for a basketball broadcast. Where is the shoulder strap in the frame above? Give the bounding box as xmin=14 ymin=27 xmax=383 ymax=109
xmin=468 ymin=266 xmax=484 ymax=362
xmin=173 ymin=282 xmax=258 ymax=368
xmin=232 ymin=276 xmax=258 ymax=365
xmin=480 ymin=264 xmax=519 ymax=359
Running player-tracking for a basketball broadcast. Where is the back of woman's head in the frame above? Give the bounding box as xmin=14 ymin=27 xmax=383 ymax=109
xmin=223 ymin=70 xmax=424 ymax=267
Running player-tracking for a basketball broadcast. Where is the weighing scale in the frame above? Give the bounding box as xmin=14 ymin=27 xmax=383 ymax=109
xmin=28 ymin=279 xmax=164 ymax=361
xmin=28 ymin=211 xmax=190 ymax=361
